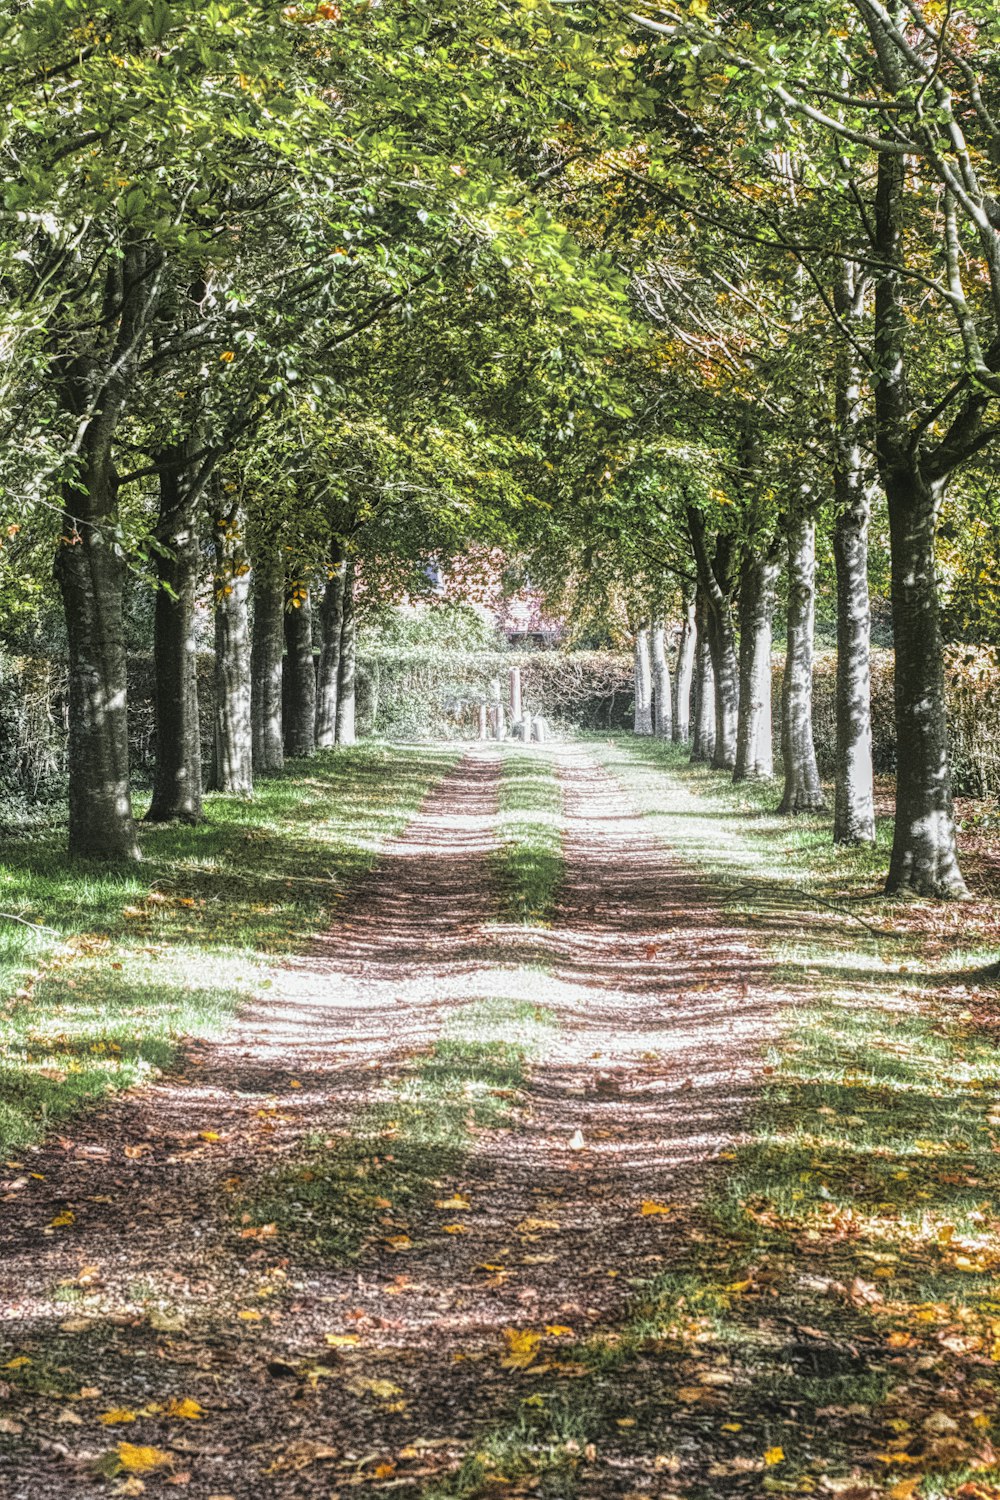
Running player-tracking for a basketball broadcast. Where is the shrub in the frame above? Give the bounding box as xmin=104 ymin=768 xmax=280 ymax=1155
xmin=356 ymin=648 xmax=634 ymax=738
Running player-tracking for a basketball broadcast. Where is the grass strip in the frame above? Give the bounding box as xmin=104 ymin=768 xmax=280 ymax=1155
xmin=492 ymin=747 xmax=563 ymax=924
xmin=0 ymin=743 xmax=459 ymax=1151
xmin=249 ymin=995 xmax=557 ymax=1261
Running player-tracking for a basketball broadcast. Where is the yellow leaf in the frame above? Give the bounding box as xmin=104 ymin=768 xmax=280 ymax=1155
xmin=435 ymin=1194 xmax=470 ymax=1210
xmin=165 ymin=1398 xmax=203 ymax=1420
xmin=726 ymin=1280 xmax=751 ymax=1293
xmin=514 ymin=1218 xmax=559 ymax=1233
xmin=237 ymin=1309 xmax=262 ymax=1321
xmin=116 ymin=1443 xmax=173 ymax=1473
xmin=640 ymin=1200 xmax=672 ymax=1217
xmin=373 ymin=1462 xmax=396 ymax=1479
xmin=889 ymin=1481 xmax=922 ymax=1500
xmin=324 ymin=1333 xmax=359 ymax=1348
xmin=500 ymin=1328 xmax=541 ymax=1369
xmin=764 ymin=1446 xmax=784 ymax=1466
xmin=544 ymin=1325 xmax=573 ymax=1337
xmin=4 ymin=1357 xmax=30 ymax=1370
xmin=50 ymin=1210 xmax=75 ymax=1228
xmin=386 ymin=1234 xmax=412 ymax=1251
xmin=346 ymin=1377 xmax=403 ymax=1400
xmin=98 ymin=1409 xmax=136 ymax=1426
xmin=199 ymin=1131 xmax=220 ymax=1143
xmin=616 ymin=1417 xmax=636 ymax=1428
xmin=677 ymin=1386 xmax=707 ymax=1403
xmin=721 ymin=1422 xmax=742 ymax=1433
xmin=441 ymin=1223 xmax=467 ymax=1234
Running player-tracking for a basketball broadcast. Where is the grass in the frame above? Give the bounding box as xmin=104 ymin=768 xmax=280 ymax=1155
xmin=248 ymin=994 xmax=557 ymax=1260
xmin=0 ymin=743 xmax=459 ymax=1151
xmin=492 ymin=748 xmax=563 ymax=924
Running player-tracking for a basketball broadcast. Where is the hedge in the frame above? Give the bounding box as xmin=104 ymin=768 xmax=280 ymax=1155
xmin=1 ymin=643 xmax=998 ymax=818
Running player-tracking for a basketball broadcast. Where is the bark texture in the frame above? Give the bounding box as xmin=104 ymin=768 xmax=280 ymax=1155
xmin=672 ymin=596 xmax=695 ymax=743
xmin=734 ymin=551 xmax=779 ymax=782
xmin=336 ymin=558 xmax=357 ymax=746
xmin=251 ymin=551 xmax=285 ymax=773
xmin=147 ymin=454 xmax=203 ymax=824
xmin=832 ymin=262 xmax=876 ymax=844
xmin=208 ymin=504 xmax=253 ymax=796
xmin=283 ymin=585 xmax=316 ymax=758
xmin=632 ymin=627 xmax=653 ymax=736
xmin=315 ymin=545 xmax=346 ymax=749
xmin=885 ymin=476 xmax=966 ymax=895
xmin=779 ymin=514 xmax=826 ymax=814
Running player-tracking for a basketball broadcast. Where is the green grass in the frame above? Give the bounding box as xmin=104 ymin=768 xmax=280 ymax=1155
xmin=248 ymin=994 xmax=557 ymax=1260
xmin=492 ymin=748 xmax=563 ymax=924
xmin=0 ymin=743 xmax=459 ymax=1151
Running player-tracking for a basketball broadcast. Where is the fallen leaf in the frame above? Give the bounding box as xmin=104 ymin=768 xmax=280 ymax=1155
xmin=99 ymin=1409 xmax=137 ymax=1426
xmin=165 ymin=1398 xmax=204 ymax=1420
xmin=501 ymin=1328 xmax=541 ymax=1369
xmin=116 ymin=1443 xmax=174 ymax=1474
xmin=324 ymin=1333 xmax=359 ymax=1348
xmin=640 ymin=1200 xmax=672 ymax=1217
xmin=346 ymin=1377 xmax=403 ymax=1400
xmin=764 ymin=1446 xmax=785 ymax=1466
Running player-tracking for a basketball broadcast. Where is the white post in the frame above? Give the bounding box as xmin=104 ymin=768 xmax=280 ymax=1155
xmin=478 ymin=702 xmax=488 ymax=740
xmin=509 ymin=666 xmax=522 ymax=724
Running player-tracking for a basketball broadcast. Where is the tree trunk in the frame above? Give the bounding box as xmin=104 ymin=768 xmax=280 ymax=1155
xmin=884 ymin=472 xmax=967 ymax=895
xmin=832 ymin=263 xmax=876 ymax=844
xmin=208 ymin=503 xmax=253 ymax=796
xmin=54 ymin=239 xmax=163 ymax=861
xmin=870 ymin=153 xmax=967 ymax=895
xmin=690 ymin=587 xmax=715 ymax=762
xmin=734 ymin=552 xmax=778 ymax=782
xmin=56 ymin=467 xmax=141 ymax=860
xmin=315 ymin=545 xmax=346 ymax=749
xmin=687 ymin=510 xmax=738 ymax=769
xmin=251 ymin=551 xmax=284 ymax=773
xmin=283 ymin=583 xmax=316 ymax=758
xmin=779 ymin=514 xmax=825 ymax=814
xmin=335 ymin=557 xmax=357 ymax=746
xmin=147 ymin=457 xmax=203 ymax=823
xmin=651 ymin=621 xmax=672 ymax=738
xmin=672 ymin=595 xmax=695 ymax=742
xmin=632 ymin=626 xmax=653 ymax=735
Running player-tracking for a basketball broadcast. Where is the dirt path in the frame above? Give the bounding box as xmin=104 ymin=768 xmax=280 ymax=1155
xmin=0 ymin=743 xmax=779 ymax=1499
